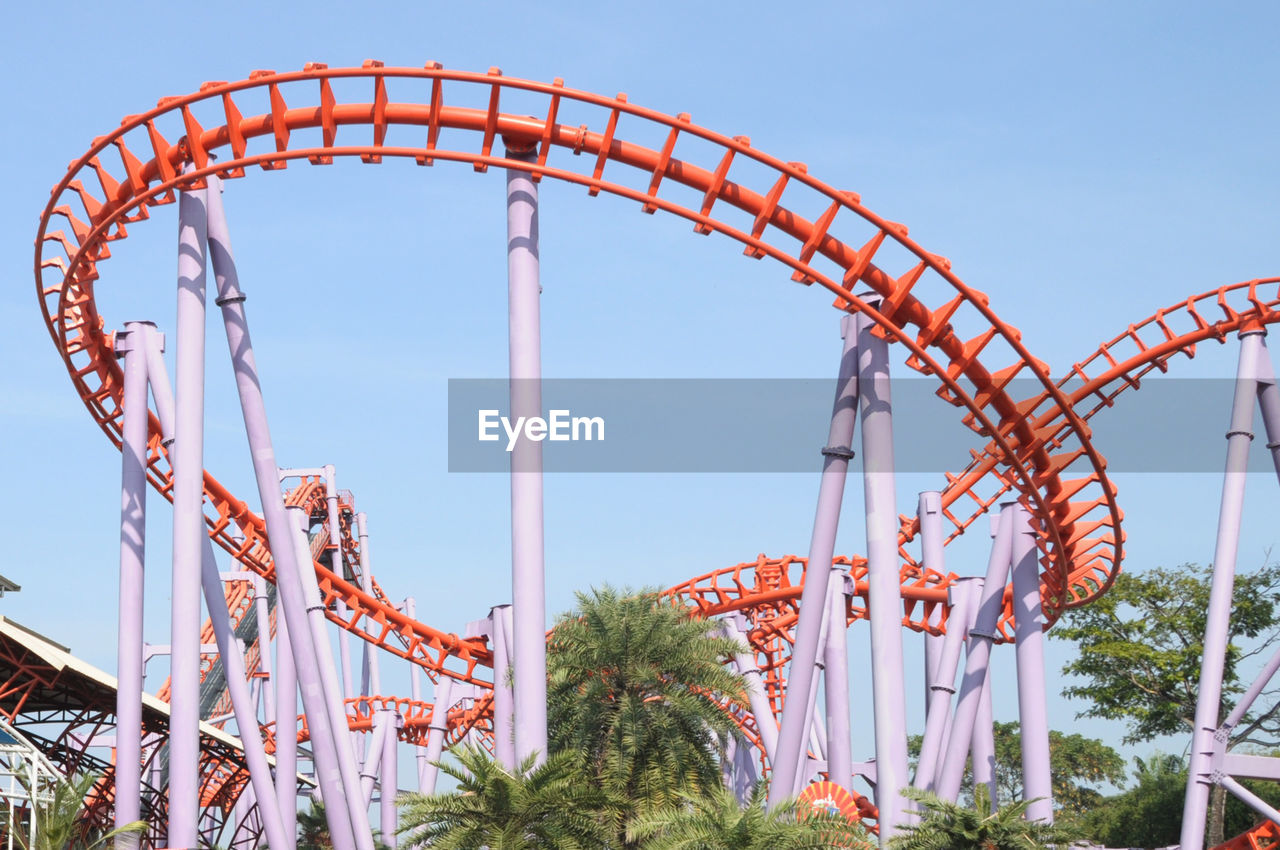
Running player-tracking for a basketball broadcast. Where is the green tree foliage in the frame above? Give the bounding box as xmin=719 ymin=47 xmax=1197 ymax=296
xmin=1 ymin=772 xmax=146 ymax=850
xmin=297 ymin=799 xmax=332 ymax=850
xmin=397 ymin=745 xmax=616 ymax=850
xmin=626 ymin=783 xmax=871 ymax=850
xmin=1078 ymin=753 xmax=1280 ymax=849
xmin=1053 ymin=562 xmax=1280 ymax=746
xmin=1052 ymin=561 xmax=1280 ymax=845
xmin=887 ymin=786 xmax=1080 ymax=850
xmin=547 ymin=587 xmax=748 ymax=820
xmin=906 ymin=722 xmax=1124 ymax=815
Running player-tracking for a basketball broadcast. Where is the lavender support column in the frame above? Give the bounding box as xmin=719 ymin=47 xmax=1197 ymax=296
xmin=114 ymin=321 xmax=151 ymax=849
xmin=506 ymin=148 xmax=548 ymax=766
xmin=914 ymin=578 xmax=976 ymax=790
xmin=768 ymin=315 xmax=859 ymax=806
xmin=381 ymin=710 xmax=400 ymax=848
xmin=276 ymin=614 xmax=298 ymax=850
xmin=918 ymin=492 xmax=945 ymax=711
xmin=856 ymin=307 xmax=910 ymax=840
xmin=1010 ymin=503 xmax=1052 ymax=821
xmin=204 ymin=175 xmax=358 ymax=850
xmin=359 ymin=715 xmax=388 ymax=806
xmin=287 ymin=505 xmax=375 ymax=848
xmin=137 ymin=318 xmax=290 ymax=850
xmin=1181 ymin=329 xmax=1265 ymax=850
xmin=793 ymin=580 xmax=835 ymax=796
xmin=404 ymin=597 xmax=425 ymax=785
xmin=324 ymin=468 xmax=355 ymax=703
xmin=356 ymin=515 xmax=382 ymax=697
xmin=420 ymin=677 xmax=455 ymax=793
xmin=199 ymin=542 xmax=291 ymax=850
xmin=972 ymin=665 xmax=997 ymax=809
xmin=824 ymin=569 xmax=853 ymax=793
xmin=253 ymin=576 xmax=275 ymax=723
xmin=936 ymin=507 xmax=1015 ymax=802
xmin=169 ymin=182 xmax=209 ymax=850
xmin=491 ymin=604 xmax=516 ymax=768
xmin=722 ymin=615 xmax=778 ymax=764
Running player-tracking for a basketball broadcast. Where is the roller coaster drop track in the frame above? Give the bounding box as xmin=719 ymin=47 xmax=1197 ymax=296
xmin=29 ymin=62 xmax=1280 ymax=844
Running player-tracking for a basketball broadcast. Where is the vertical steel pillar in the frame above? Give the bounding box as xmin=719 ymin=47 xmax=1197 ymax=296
xmin=1010 ymin=503 xmax=1053 ymax=822
xmin=914 ymin=578 xmax=977 ymax=790
xmin=420 ymin=677 xmax=455 ymax=793
xmin=276 ymin=612 xmax=298 ymax=850
xmin=114 ymin=321 xmax=150 ymax=849
xmin=198 ymin=543 xmax=291 ymax=850
xmin=137 ymin=318 xmax=290 ymax=850
xmin=768 ymin=315 xmax=859 ymax=806
xmin=824 ymin=569 xmax=853 ymax=793
xmin=356 ymin=514 xmax=382 ymax=697
xmin=506 ymin=147 xmax=548 ymax=766
xmin=856 ymin=308 xmax=910 ymax=841
xmin=918 ymin=492 xmax=945 ymax=712
xmin=359 ymin=715 xmax=389 ymax=806
xmin=169 ymin=182 xmax=208 ymax=850
xmin=491 ymin=604 xmax=516 ymax=768
xmin=722 ymin=616 xmax=778 ymax=764
xmin=323 ymin=468 xmax=355 ymax=704
xmin=253 ymin=576 xmax=275 ymax=724
xmin=381 ymin=710 xmax=400 ymax=849
xmin=204 ymin=175 xmax=360 ymax=850
xmin=404 ymin=597 xmax=426 ymax=786
xmin=287 ymin=505 xmax=376 ymax=848
xmin=972 ymin=666 xmax=998 ymax=809
xmin=793 ymin=579 xmax=835 ymax=796
xmin=1181 ymin=328 xmax=1265 ymax=850
xmin=936 ymin=506 xmax=1015 ymax=802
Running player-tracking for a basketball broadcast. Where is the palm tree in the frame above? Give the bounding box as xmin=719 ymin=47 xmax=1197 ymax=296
xmin=396 ymin=745 xmax=615 ymax=850
xmin=297 ymin=798 xmax=332 ymax=850
xmin=888 ymin=786 xmax=1080 ymax=850
xmin=627 ymin=783 xmax=871 ymax=850
xmin=547 ymin=586 xmax=749 ymax=822
xmin=5 ymin=772 xmax=147 ymax=850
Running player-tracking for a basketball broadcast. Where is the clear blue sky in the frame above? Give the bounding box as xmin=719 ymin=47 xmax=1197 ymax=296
xmin=2 ymin=0 xmax=1279 ymax=794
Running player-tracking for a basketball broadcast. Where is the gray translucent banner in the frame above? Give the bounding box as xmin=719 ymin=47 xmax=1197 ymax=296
xmin=447 ymin=378 xmax=1267 ymax=473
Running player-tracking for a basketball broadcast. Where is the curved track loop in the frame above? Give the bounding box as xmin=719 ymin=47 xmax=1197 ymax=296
xmin=36 ymin=65 xmax=1123 ymax=682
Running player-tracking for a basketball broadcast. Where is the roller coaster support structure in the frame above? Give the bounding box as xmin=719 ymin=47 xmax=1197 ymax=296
xmin=140 ymin=293 xmax=293 ymax=850
xmin=1011 ymin=503 xmax=1053 ymax=822
xmin=1182 ymin=328 xmax=1280 ymax=847
xmin=205 ymin=176 xmax=362 ymax=850
xmin=937 ymin=506 xmax=1014 ymax=801
xmin=769 ymin=314 xmax=859 ymax=807
xmin=506 ymin=145 xmax=548 ymax=767
xmin=170 ymin=181 xmax=209 ymax=849
xmin=288 ymin=504 xmax=375 ymax=849
xmin=858 ymin=305 xmax=911 ymax=840
xmin=824 ymin=567 xmax=853 ymax=794
xmin=114 ymin=321 xmax=150 ymax=849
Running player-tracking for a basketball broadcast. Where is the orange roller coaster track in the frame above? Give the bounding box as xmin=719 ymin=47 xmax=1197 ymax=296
xmin=35 ymin=64 xmax=1124 ymax=689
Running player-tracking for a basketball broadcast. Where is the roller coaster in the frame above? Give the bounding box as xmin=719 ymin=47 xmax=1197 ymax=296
xmin=20 ymin=62 xmax=1280 ymax=849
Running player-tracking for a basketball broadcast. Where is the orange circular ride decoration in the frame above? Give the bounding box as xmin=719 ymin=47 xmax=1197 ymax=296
xmin=798 ymin=780 xmax=862 ymax=821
